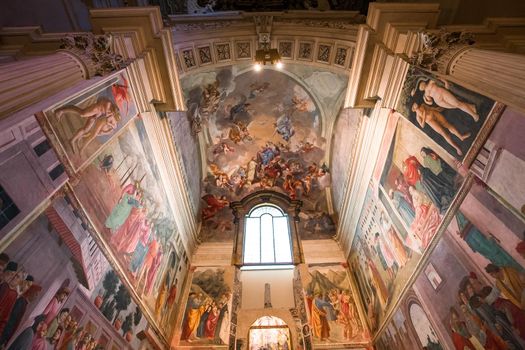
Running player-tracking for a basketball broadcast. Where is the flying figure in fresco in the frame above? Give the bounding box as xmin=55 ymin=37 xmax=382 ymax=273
xmin=228 ymin=95 xmax=251 ymax=121
xmin=248 ymin=81 xmax=270 ymax=99
xmin=201 ymin=194 xmax=229 ymax=221
xmin=56 ymin=98 xmax=122 ymax=154
xmin=274 ymin=113 xmax=295 ymax=141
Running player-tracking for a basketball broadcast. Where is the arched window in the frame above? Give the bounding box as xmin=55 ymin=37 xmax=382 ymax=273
xmin=244 ymin=204 xmax=292 ymax=265
xmin=248 ymin=316 xmax=291 ymax=350
xmin=231 ymin=191 xmax=302 ymax=266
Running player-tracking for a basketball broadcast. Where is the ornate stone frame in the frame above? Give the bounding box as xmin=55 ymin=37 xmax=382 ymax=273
xmin=230 ymin=190 xmax=303 ymax=266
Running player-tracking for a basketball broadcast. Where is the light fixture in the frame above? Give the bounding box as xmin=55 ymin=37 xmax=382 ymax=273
xmin=254 ymin=48 xmax=282 ymax=70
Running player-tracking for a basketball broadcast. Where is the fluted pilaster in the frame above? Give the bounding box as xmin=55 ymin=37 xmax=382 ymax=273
xmin=0 ymin=52 xmax=85 ymax=118
xmin=448 ymin=48 xmax=525 ymax=110
xmin=0 ymin=33 xmax=126 ymax=119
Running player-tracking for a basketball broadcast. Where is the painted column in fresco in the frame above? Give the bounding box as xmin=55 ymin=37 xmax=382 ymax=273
xmin=448 ymin=48 xmax=525 ymax=111
xmin=0 ymin=33 xmax=125 ymax=118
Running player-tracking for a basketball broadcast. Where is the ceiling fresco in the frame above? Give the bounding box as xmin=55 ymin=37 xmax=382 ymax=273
xmin=180 ymin=65 xmax=347 ymax=241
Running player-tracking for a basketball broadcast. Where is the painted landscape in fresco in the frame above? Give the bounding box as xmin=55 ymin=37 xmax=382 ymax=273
xmin=180 ymin=267 xmax=233 ymax=346
xmin=43 ymin=71 xmax=137 ymax=173
xmin=303 ymin=264 xmax=368 ymax=346
xmin=397 ymin=66 xmax=495 ymax=160
xmin=180 ymin=66 xmax=347 ymax=241
xmin=0 ymin=202 xmax=149 ymax=350
xmin=72 ymin=118 xmax=184 ymax=335
xmin=330 ymin=108 xmax=363 ymax=217
xmin=375 ymin=289 xmax=444 ymax=350
xmin=349 ymin=112 xmax=465 ymax=334
xmin=388 ymin=178 xmax=525 ymax=350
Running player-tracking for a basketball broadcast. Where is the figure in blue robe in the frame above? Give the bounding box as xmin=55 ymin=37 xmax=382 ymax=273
xmin=105 ymin=191 xmax=141 ymax=231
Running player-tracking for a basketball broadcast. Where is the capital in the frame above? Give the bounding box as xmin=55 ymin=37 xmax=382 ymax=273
xmin=60 ymin=33 xmax=128 ymax=78
xmin=411 ymin=30 xmax=475 ymax=74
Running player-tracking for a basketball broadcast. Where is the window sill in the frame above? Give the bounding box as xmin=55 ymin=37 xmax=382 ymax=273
xmin=240 ymin=264 xmax=295 ymax=271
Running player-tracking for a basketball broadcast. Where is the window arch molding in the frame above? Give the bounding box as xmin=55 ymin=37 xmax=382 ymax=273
xmin=230 ymin=191 xmax=303 ymax=266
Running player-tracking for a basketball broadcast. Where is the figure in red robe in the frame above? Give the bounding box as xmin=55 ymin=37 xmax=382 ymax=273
xmin=202 ymin=195 xmax=229 ymax=221
xmin=0 ymin=262 xmax=20 ymax=336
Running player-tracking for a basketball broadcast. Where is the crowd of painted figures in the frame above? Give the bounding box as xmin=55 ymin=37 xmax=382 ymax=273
xmin=180 ymin=291 xmax=230 ymax=344
xmin=0 ymin=254 xmax=103 ymax=350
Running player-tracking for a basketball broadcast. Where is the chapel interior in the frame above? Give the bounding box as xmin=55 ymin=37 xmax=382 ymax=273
xmin=1 ymin=1 xmax=525 ymax=350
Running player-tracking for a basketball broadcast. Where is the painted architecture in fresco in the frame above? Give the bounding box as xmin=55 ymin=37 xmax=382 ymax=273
xmin=345 ymin=57 xmax=512 ymax=341
xmin=373 ymin=102 xmax=525 ymax=349
xmin=41 ymin=72 xmax=138 ymax=173
xmin=303 ymin=264 xmax=368 ymax=346
xmin=72 ymin=118 xmax=186 ymax=335
xmin=179 ymin=267 xmax=233 ymax=345
xmin=0 ymin=197 xmax=149 ymax=350
xmin=180 ymin=65 xmax=347 ymax=242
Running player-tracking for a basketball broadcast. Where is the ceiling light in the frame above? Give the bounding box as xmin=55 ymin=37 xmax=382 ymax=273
xmin=254 ymin=63 xmax=262 ymax=72
xmin=276 ymin=61 xmax=283 ymax=69
xmin=254 ymin=48 xmax=282 ymax=68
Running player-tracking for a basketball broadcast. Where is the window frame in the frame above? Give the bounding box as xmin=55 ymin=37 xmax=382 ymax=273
xmin=230 ymin=191 xmax=303 ymax=267
xmin=242 ymin=203 xmax=293 ymax=266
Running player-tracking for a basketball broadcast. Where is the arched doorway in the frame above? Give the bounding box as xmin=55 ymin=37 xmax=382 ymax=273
xmin=248 ymin=316 xmax=291 ymax=350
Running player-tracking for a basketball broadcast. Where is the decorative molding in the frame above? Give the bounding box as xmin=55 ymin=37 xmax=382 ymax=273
xmin=278 ymin=40 xmax=294 ymax=59
xmin=181 ymin=47 xmax=197 ymax=69
xmin=171 ymin=20 xmax=236 ymax=32
xmin=235 ymin=41 xmax=252 ymax=60
xmin=60 ymin=33 xmax=128 ymax=78
xmin=273 ymin=17 xmax=365 ymax=29
xmin=410 ymin=30 xmax=475 ymax=74
xmin=334 ymin=46 xmax=348 ymax=67
xmin=297 ymin=41 xmax=313 ymax=61
xmin=316 ymin=43 xmax=332 ymax=63
xmin=197 ymin=45 xmax=213 ymax=65
xmin=215 ymin=42 xmax=232 ymax=61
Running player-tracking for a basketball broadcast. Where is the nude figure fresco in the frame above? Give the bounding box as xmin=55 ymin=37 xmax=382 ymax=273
xmin=180 ymin=66 xmax=347 ymax=242
xmin=398 ymin=66 xmax=496 ymax=161
xmin=71 ymin=118 xmax=187 ymax=337
xmin=41 ymin=71 xmax=137 ymax=173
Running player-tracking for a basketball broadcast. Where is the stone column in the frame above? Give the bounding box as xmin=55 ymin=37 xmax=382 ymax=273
xmin=0 ymin=33 xmax=126 ymax=118
xmin=448 ymin=48 xmax=525 ymax=109
xmin=412 ymin=30 xmax=525 ymax=112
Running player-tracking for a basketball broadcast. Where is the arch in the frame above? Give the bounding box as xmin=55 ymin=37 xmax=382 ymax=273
xmin=248 ymin=316 xmax=291 ymax=350
xmin=230 ymin=191 xmax=303 ymax=266
xmin=243 ymin=203 xmax=292 ymax=265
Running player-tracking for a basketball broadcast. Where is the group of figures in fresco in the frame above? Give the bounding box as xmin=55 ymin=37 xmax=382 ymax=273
xmin=180 ymin=268 xmax=232 ymax=345
xmin=342 ymin=63 xmax=525 ymax=350
xmin=304 ymin=265 xmax=368 ymax=345
xmin=0 ymin=211 xmax=147 ymax=350
xmin=182 ymin=67 xmax=337 ymax=241
xmin=72 ymin=118 xmax=183 ymax=333
xmin=34 ymin=71 xmax=184 ymax=341
xmin=0 ymin=255 xmax=72 ymax=350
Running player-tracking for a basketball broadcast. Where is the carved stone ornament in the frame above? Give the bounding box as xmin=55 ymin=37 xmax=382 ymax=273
xmin=60 ymin=33 xmax=127 ymax=78
xmin=273 ymin=16 xmax=365 ymax=29
xmin=411 ymin=30 xmax=475 ymax=74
